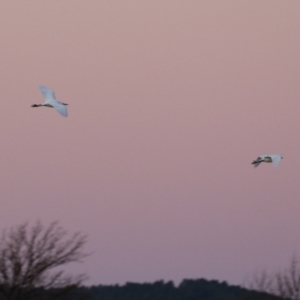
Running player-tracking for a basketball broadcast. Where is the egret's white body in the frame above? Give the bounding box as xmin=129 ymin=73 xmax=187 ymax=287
xmin=252 ymin=154 xmax=283 ymax=168
xmin=32 ymin=85 xmax=68 ymax=117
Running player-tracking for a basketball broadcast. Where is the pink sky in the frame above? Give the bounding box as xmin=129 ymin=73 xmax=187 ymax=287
xmin=1 ymin=0 xmax=300 ymax=286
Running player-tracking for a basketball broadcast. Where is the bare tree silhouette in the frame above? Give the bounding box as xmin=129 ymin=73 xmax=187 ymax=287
xmin=0 ymin=221 xmax=88 ymax=300
xmin=246 ymin=256 xmax=300 ymax=300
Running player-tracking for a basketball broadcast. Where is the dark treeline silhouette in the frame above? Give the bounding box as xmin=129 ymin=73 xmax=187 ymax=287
xmin=0 ymin=221 xmax=287 ymax=300
xmin=13 ymin=278 xmax=285 ymax=300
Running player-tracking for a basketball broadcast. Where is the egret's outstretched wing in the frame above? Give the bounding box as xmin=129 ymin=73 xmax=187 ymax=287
xmin=39 ymin=85 xmax=56 ymax=101
xmin=38 ymin=85 xmax=68 ymax=117
xmin=271 ymin=154 xmax=282 ymax=167
xmin=252 ymin=157 xmax=263 ymax=168
xmin=253 ymin=162 xmax=261 ymax=168
xmin=50 ymin=101 xmax=68 ymax=117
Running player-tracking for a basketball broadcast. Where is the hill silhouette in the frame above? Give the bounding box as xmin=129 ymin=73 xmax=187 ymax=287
xmin=52 ymin=278 xmax=285 ymax=300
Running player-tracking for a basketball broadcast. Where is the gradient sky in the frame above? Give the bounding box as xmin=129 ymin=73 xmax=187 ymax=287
xmin=1 ymin=0 xmax=300 ymax=286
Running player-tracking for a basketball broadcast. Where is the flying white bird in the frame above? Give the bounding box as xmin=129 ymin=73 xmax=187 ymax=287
xmin=251 ymin=154 xmax=283 ymax=168
xmin=31 ymin=85 xmax=68 ymax=117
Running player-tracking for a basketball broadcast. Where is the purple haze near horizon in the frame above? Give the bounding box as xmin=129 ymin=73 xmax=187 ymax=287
xmin=1 ymin=1 xmax=300 ymax=286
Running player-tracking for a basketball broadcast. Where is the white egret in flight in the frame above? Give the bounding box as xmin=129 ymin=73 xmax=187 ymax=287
xmin=32 ymin=85 xmax=68 ymax=117
xmin=252 ymin=154 xmax=283 ymax=168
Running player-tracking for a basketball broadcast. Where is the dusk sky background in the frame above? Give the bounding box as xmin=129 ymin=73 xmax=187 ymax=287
xmin=1 ymin=1 xmax=300 ymax=286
